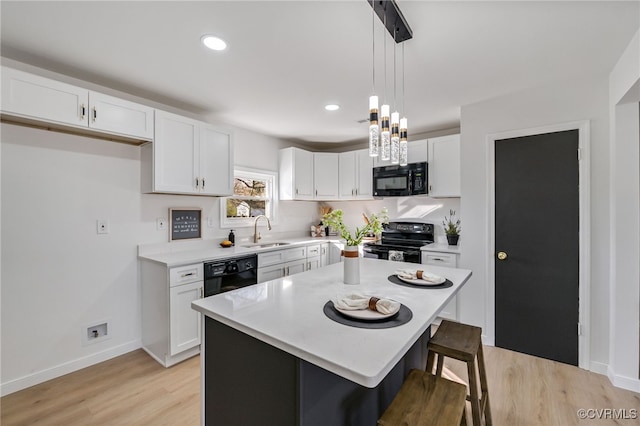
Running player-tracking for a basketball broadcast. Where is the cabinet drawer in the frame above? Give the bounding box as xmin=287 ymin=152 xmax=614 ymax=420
xmin=259 ymin=246 xmax=307 ymax=267
xmin=306 ymin=244 xmax=321 ymax=257
xmin=169 ymin=263 xmax=204 ymax=286
xmin=422 ymin=252 xmax=457 ymax=268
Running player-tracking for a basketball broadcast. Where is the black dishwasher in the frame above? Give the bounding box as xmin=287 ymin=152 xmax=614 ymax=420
xmin=203 ymin=254 xmax=258 ymax=297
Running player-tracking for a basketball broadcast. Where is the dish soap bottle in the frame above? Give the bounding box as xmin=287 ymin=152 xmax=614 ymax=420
xmin=228 ymin=229 xmax=235 ymax=246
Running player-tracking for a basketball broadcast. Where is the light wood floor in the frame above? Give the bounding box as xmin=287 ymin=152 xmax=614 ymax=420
xmin=2 ymin=346 xmax=639 ymax=425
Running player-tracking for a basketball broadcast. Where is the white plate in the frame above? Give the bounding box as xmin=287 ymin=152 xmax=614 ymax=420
xmin=396 ymin=274 xmax=446 ymax=286
xmin=334 ymin=305 xmax=400 ymax=321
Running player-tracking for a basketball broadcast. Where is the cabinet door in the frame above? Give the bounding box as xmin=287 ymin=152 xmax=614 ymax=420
xmin=320 ymin=243 xmax=329 ymax=267
xmin=428 ymin=134 xmax=460 ymax=197
xmin=154 ymin=110 xmax=198 ymax=194
xmin=293 ymin=148 xmax=315 ymax=199
xmin=338 ymin=151 xmax=357 ymax=199
xmin=328 ymin=242 xmax=344 ymax=264
xmin=199 ymin=125 xmax=233 ymax=196
xmin=169 ymin=281 xmax=202 ymax=356
xmin=355 ymin=149 xmax=374 ymax=199
xmin=314 ymin=153 xmax=339 ymax=199
xmin=407 ymin=139 xmax=429 ymax=164
xmin=285 ymin=259 xmax=307 ymax=276
xmin=88 ymin=91 xmax=154 ymax=140
xmin=1 ymin=66 xmax=88 ymax=128
xmin=422 ymin=251 xmax=458 ymax=320
xmin=258 ymin=264 xmax=285 ymax=283
xmin=306 ymin=256 xmax=321 ymax=271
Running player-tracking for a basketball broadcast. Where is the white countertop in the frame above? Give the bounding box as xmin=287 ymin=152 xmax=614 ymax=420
xmin=191 ymin=258 xmax=471 ymax=388
xmin=421 ymin=241 xmax=461 ymax=254
xmin=138 ymin=236 xmax=342 ymax=267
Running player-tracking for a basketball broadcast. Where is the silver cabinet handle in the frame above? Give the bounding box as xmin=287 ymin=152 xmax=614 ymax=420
xmin=92 ymin=106 xmax=97 ymax=122
xmin=355 ymin=188 xmax=358 ymax=196
xmin=295 ymin=188 xmax=299 ymax=195
xmin=202 ymin=178 xmax=205 ymax=189
xmin=181 ymin=272 xmax=195 ymax=277
xmin=195 ymin=178 xmax=200 ymax=188
xmin=80 ymin=104 xmax=86 ymax=120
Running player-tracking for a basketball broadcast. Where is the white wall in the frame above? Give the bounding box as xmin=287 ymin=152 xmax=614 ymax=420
xmin=0 ymin=119 xmax=317 ymax=395
xmin=459 ymin=73 xmax=611 ymax=372
xmin=609 ymin=29 xmax=640 ymax=392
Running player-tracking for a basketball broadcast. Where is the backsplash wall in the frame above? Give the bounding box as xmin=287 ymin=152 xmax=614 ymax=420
xmin=317 ymin=197 xmax=461 ymax=243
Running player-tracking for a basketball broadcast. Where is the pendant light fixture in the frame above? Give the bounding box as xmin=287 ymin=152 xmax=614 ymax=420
xmin=368 ymin=7 xmax=379 ymax=157
xmin=367 ymin=0 xmax=412 ymax=162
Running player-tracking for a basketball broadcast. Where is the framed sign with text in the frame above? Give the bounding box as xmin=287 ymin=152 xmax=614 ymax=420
xmin=169 ymin=208 xmax=202 ymax=241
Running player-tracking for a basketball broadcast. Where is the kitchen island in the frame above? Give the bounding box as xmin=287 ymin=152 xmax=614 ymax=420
xmin=191 ymin=258 xmax=472 ymax=426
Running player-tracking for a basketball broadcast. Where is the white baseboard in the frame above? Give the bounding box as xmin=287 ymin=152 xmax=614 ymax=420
xmin=608 ymin=366 xmax=640 ymax=393
xmin=589 ymin=360 xmax=609 ymax=376
xmin=0 ymin=339 xmax=141 ymax=397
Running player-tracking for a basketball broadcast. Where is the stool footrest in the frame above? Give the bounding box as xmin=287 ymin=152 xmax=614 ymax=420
xmin=378 ymin=370 xmax=467 ymax=426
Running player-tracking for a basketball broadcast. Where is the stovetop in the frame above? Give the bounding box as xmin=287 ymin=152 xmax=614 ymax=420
xmin=364 ymin=221 xmax=434 ymax=249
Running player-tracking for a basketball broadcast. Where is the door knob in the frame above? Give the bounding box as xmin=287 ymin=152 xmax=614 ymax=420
xmin=497 ymin=251 xmax=508 ymax=260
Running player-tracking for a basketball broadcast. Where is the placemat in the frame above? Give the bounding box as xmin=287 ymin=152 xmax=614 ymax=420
xmin=387 ymin=275 xmax=453 ymax=289
xmin=323 ymin=301 xmax=413 ymax=329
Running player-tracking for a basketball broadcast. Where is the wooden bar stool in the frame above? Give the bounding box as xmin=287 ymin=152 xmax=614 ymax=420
xmin=378 ymin=369 xmax=467 ymax=426
xmin=426 ymin=320 xmax=492 ymax=426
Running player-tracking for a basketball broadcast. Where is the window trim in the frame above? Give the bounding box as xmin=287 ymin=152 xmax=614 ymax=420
xmin=220 ymin=166 xmax=279 ymax=228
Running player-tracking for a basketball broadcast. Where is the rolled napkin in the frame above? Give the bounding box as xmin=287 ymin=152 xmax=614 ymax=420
xmin=395 ymin=269 xmax=444 ymax=283
xmin=333 ymin=293 xmax=401 ymax=315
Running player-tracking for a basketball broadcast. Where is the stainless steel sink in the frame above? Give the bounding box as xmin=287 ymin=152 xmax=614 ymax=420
xmin=242 ymin=242 xmax=291 ymax=249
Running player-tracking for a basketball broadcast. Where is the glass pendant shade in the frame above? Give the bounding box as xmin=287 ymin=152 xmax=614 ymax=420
xmin=399 ymin=117 xmax=408 ymax=166
xmin=390 ymin=112 xmax=400 ymax=164
xmin=380 ymin=104 xmax=390 ymax=161
xmin=369 ymin=96 xmax=379 ymax=157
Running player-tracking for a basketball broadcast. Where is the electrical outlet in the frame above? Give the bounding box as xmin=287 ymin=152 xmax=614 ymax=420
xmin=96 ymin=219 xmax=109 ymax=234
xmin=82 ymin=320 xmax=111 ymax=345
xmin=208 ymin=216 xmax=215 ymax=228
xmin=157 ymin=217 xmax=167 ymax=230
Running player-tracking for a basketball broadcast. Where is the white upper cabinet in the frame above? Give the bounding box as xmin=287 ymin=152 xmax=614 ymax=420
xmin=279 ymin=147 xmax=314 ymax=200
xmin=88 ymin=91 xmax=154 ymax=140
xmin=374 ymin=139 xmax=429 ymax=167
xmin=313 ymin=153 xmax=339 ymax=199
xmin=339 ymin=149 xmax=373 ymax=199
xmin=282 ymin=147 xmax=371 ymax=201
xmin=427 ymin=134 xmax=460 ymax=197
xmin=199 ymin=124 xmax=234 ymax=196
xmin=1 ymin=66 xmax=153 ymax=141
xmin=143 ymin=110 xmax=233 ymax=196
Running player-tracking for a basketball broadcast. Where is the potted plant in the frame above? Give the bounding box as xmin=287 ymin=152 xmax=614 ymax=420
xmin=442 ymin=209 xmax=461 ymax=246
xmin=322 ymin=208 xmax=388 ymax=284
xmin=322 ymin=207 xmax=388 ymax=247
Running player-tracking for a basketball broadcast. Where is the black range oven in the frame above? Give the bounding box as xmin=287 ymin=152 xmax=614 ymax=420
xmin=204 ymin=254 xmax=258 ymax=297
xmin=363 ymin=221 xmax=434 ymax=264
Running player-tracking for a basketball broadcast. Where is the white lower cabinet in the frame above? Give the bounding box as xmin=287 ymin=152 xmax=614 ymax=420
xmin=169 ymin=281 xmax=203 ymax=356
xmin=258 ymin=259 xmax=307 ymax=282
xmin=141 ymin=261 xmax=203 ymax=367
xmin=258 ymin=246 xmax=307 ymax=282
xmin=422 ymin=250 xmax=458 ymax=321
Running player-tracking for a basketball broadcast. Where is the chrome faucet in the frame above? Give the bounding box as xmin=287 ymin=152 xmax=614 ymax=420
xmin=253 ymin=215 xmax=272 ymax=243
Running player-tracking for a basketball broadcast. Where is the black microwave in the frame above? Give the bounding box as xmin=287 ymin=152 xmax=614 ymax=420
xmin=373 ymin=162 xmax=428 ymax=197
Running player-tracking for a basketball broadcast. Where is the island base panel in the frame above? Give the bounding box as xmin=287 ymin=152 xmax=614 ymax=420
xmin=204 ymin=318 xmax=298 ymax=426
xmin=204 ymin=317 xmax=430 ymax=425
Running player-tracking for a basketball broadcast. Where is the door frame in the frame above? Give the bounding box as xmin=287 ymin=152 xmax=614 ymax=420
xmin=486 ymin=120 xmax=591 ymax=369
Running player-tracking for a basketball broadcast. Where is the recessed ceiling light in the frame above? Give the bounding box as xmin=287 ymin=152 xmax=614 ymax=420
xmin=201 ymin=35 xmax=227 ymax=51
xmin=325 ymin=104 xmax=340 ymax=111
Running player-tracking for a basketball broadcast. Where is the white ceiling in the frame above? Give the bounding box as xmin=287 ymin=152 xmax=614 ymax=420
xmin=1 ymin=1 xmax=638 ymax=146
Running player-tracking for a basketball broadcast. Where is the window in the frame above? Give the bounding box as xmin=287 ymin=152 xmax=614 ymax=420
xmin=220 ymin=167 xmax=278 ymax=228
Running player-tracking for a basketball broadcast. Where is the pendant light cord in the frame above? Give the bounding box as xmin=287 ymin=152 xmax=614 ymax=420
xmin=372 ymin=5 xmax=375 ymax=94
xmin=393 ymin=28 xmax=397 ymax=109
